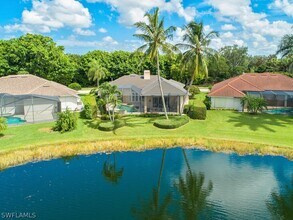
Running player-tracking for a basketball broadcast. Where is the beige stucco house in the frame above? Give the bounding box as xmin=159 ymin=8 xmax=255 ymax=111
xmin=110 ymin=70 xmax=188 ymax=113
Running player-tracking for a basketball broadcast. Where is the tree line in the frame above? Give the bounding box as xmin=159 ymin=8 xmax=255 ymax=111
xmin=0 ymin=31 xmax=292 ymax=88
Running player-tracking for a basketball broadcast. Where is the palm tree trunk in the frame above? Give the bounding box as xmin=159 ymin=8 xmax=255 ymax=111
xmin=180 ymin=53 xmax=199 ymax=114
xmin=182 ymin=149 xmax=192 ymax=175
xmin=157 ymin=53 xmax=169 ymax=120
xmin=157 ymin=149 xmax=166 ymax=194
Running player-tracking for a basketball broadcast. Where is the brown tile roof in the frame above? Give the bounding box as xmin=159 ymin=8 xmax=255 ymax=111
xmin=209 ymin=73 xmax=293 ymax=97
xmin=0 ymin=74 xmax=78 ymax=97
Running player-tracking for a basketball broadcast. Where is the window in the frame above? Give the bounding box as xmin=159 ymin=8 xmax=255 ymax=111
xmin=131 ymin=92 xmax=139 ymax=102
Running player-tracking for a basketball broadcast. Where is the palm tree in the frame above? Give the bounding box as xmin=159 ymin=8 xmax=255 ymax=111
xmin=87 ymin=60 xmax=107 ymax=87
xmin=97 ymin=82 xmax=121 ymax=122
xmin=133 ymin=8 xmax=177 ymax=120
xmin=132 ymin=150 xmax=173 ymax=219
xmin=276 ymin=34 xmax=293 ymax=58
xmin=266 ymin=176 xmax=293 ymax=220
xmin=102 ymin=153 xmax=124 ymax=184
xmin=174 ymin=149 xmax=213 ymax=219
xmin=177 ymin=22 xmax=218 ymax=113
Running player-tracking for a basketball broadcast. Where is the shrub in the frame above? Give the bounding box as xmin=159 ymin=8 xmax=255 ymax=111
xmin=101 ymin=114 xmax=121 ymax=120
xmin=68 ymin=82 xmax=82 ymax=91
xmin=98 ymin=121 xmax=115 ymax=131
xmin=203 ymin=96 xmax=211 ymax=110
xmin=154 ymin=115 xmax=189 ymax=129
xmin=184 ymin=105 xmax=207 ymax=120
xmin=114 ymin=119 xmax=126 ymax=129
xmin=53 ymin=109 xmax=77 ymax=133
xmin=188 ymin=85 xmax=201 ymax=98
xmin=0 ymin=117 xmax=7 ymax=134
xmin=82 ymin=104 xmax=97 ymax=119
xmin=241 ymin=95 xmax=267 ymax=114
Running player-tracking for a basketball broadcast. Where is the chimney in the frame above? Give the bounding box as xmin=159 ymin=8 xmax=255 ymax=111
xmin=144 ymin=70 xmax=151 ymax=80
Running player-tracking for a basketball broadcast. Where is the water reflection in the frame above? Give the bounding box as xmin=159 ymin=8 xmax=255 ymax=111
xmin=267 ymin=176 xmax=293 ymax=219
xmin=132 ymin=149 xmax=214 ymax=220
xmin=102 ymin=153 xmax=124 ymax=184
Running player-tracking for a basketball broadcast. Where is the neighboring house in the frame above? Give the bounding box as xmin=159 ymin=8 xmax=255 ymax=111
xmin=208 ymin=73 xmax=293 ymax=111
xmin=0 ymin=74 xmax=83 ymax=123
xmin=110 ymin=70 xmax=188 ymax=113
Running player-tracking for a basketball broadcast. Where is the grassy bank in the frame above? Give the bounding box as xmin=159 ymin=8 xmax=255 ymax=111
xmin=0 ymin=108 xmax=292 ymax=169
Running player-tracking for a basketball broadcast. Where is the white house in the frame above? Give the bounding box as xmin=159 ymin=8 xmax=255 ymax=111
xmin=0 ymin=74 xmax=83 ymax=123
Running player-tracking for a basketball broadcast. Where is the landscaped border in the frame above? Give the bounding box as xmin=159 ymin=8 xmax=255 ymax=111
xmin=0 ymin=137 xmax=292 ymax=170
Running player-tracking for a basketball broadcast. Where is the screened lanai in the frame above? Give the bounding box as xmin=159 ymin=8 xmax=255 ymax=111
xmin=0 ymin=93 xmax=60 ymax=123
xmin=247 ymin=91 xmax=293 ymax=107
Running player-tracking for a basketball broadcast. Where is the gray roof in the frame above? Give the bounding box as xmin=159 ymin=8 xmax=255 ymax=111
xmin=110 ymin=74 xmax=187 ymax=96
xmin=0 ymin=74 xmax=78 ymax=97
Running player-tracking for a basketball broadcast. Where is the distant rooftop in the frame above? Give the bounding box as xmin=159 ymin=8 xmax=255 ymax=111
xmin=0 ymin=74 xmax=78 ymax=97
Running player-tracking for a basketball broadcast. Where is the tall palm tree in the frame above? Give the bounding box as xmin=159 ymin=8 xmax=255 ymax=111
xmin=102 ymin=153 xmax=124 ymax=184
xmin=174 ymin=149 xmax=213 ymax=219
xmin=87 ymin=60 xmax=107 ymax=87
xmin=134 ymin=8 xmax=176 ymax=120
xmin=177 ymin=22 xmax=218 ymax=113
xmin=132 ymin=150 xmax=173 ymax=219
xmin=276 ymin=34 xmax=293 ymax=58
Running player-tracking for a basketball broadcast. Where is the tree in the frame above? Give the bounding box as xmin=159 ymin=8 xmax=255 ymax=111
xmin=0 ymin=117 xmax=7 ymax=135
xmin=87 ymin=60 xmax=107 ymax=87
xmin=96 ymin=82 xmax=121 ymax=122
xmin=133 ymin=7 xmax=176 ymax=120
xmin=277 ymin=34 xmax=293 ymax=58
xmin=241 ymin=95 xmax=267 ymax=114
xmin=177 ymin=21 xmax=218 ymax=112
xmin=102 ymin=153 xmax=124 ymax=184
xmin=174 ymin=149 xmax=213 ymax=219
xmin=220 ymin=45 xmax=249 ymax=76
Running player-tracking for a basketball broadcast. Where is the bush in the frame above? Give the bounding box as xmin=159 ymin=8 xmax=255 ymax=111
xmin=53 ymin=109 xmax=77 ymax=133
xmin=0 ymin=117 xmax=7 ymax=134
xmin=81 ymin=104 xmax=97 ymax=119
xmin=98 ymin=121 xmax=115 ymax=131
xmin=68 ymin=82 xmax=82 ymax=91
xmin=203 ymin=96 xmax=211 ymax=110
xmin=241 ymin=95 xmax=267 ymax=114
xmin=154 ymin=115 xmax=189 ymax=129
xmin=188 ymin=85 xmax=201 ymax=98
xmin=101 ymin=114 xmax=121 ymax=120
xmin=114 ymin=119 xmax=126 ymax=129
xmin=184 ymin=105 xmax=207 ymax=120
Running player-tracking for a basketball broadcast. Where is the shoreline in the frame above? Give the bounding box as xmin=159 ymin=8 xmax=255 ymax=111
xmin=0 ymin=137 xmax=292 ymax=170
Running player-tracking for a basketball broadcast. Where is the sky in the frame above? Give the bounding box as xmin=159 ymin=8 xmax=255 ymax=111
xmin=0 ymin=0 xmax=292 ymax=55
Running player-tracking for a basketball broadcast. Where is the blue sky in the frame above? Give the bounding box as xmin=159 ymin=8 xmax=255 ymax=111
xmin=0 ymin=0 xmax=292 ymax=55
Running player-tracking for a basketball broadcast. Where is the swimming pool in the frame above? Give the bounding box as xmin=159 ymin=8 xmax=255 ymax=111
xmin=264 ymin=108 xmax=293 ymax=115
xmin=117 ymin=104 xmax=137 ymax=113
xmin=5 ymin=116 xmax=26 ymax=125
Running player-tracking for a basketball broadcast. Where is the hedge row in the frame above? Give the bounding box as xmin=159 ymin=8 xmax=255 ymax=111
xmin=184 ymin=105 xmax=207 ymax=120
xmin=153 ymin=115 xmax=189 ymax=129
xmin=98 ymin=119 xmax=125 ymax=131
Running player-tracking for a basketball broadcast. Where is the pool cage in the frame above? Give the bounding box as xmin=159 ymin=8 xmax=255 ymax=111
xmin=247 ymin=91 xmax=293 ymax=108
xmin=0 ymin=93 xmax=61 ymax=124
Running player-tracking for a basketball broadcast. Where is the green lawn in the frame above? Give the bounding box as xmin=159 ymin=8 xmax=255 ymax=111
xmin=1 ymin=110 xmax=292 ymax=153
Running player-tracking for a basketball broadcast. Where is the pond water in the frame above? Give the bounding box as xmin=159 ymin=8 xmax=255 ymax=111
xmin=0 ymin=148 xmax=292 ymax=220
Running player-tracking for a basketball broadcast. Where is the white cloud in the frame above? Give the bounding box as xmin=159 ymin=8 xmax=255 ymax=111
xmin=87 ymin=0 xmax=196 ymax=25
xmin=74 ymin=28 xmax=95 ymax=36
xmin=221 ymin=24 xmax=236 ymax=31
xmin=4 ymin=0 xmax=92 ymax=33
xmin=222 ymin=31 xmax=233 ymax=38
xmin=207 ymin=0 xmax=292 ymax=54
xmin=102 ymin=36 xmax=118 ymax=45
xmin=269 ymin=0 xmax=293 ymax=17
xmin=98 ymin=28 xmax=107 ymax=33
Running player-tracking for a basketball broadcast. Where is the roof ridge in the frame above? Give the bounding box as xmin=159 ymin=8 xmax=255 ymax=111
xmin=227 ymin=84 xmax=246 ymax=96
xmin=239 ymin=75 xmax=263 ymax=91
xmin=209 ymin=76 xmax=240 ymax=96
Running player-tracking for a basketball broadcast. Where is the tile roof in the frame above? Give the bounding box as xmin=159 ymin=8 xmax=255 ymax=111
xmin=209 ymin=73 xmax=293 ymax=97
xmin=0 ymin=74 xmax=78 ymax=97
xmin=110 ymin=74 xmax=187 ymax=96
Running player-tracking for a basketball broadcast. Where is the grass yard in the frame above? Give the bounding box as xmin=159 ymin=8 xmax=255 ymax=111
xmin=0 ymin=93 xmax=292 ymax=169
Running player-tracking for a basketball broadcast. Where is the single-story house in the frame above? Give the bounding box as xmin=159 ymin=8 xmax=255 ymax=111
xmin=0 ymin=74 xmax=83 ymax=123
xmin=110 ymin=70 xmax=188 ymax=113
xmin=208 ymin=73 xmax=293 ymax=111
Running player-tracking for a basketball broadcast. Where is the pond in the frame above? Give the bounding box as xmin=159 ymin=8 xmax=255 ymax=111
xmin=0 ymin=148 xmax=292 ymax=220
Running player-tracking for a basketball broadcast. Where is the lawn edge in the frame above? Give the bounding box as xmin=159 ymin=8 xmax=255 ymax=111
xmin=0 ymin=137 xmax=292 ymax=170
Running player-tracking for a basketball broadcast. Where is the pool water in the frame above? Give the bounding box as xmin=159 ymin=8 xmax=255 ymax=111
xmin=5 ymin=116 xmax=26 ymax=125
xmin=0 ymin=148 xmax=292 ymax=219
xmin=118 ymin=104 xmax=137 ymax=112
xmin=264 ymin=108 xmax=293 ymax=115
